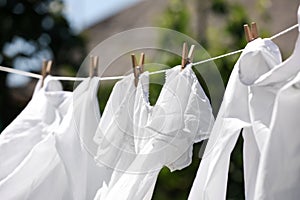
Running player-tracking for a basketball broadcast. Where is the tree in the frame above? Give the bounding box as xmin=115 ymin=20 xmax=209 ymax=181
xmin=0 ymin=0 xmax=86 ymax=131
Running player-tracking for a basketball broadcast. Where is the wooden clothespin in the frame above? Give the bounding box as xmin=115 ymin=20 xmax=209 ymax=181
xmin=181 ymin=42 xmax=195 ymax=70
xmin=89 ymin=55 xmax=99 ymax=77
xmin=131 ymin=52 xmax=145 ymax=87
xmin=41 ymin=60 xmax=52 ymax=87
xmin=244 ymin=22 xmax=259 ymax=42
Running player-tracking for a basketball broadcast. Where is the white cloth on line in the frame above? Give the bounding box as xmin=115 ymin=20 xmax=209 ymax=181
xmin=0 ymin=76 xmax=71 ymax=181
xmin=93 ymin=72 xmax=141 ymax=200
xmin=188 ymin=38 xmax=283 ymax=200
xmin=253 ymin=70 xmax=300 ymax=200
xmin=0 ymin=133 xmax=72 ymax=200
xmin=55 ymin=77 xmax=113 ymax=200
xmin=0 ymin=77 xmax=111 ymax=200
xmin=248 ymin=6 xmax=300 ymax=199
xmin=0 ymin=77 xmax=72 ymax=200
xmin=93 ymin=72 xmax=138 ymax=172
xmin=95 ymin=65 xmax=214 ymax=200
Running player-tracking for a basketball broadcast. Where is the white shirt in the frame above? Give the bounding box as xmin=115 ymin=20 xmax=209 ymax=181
xmin=0 ymin=76 xmax=71 ymax=181
xmin=96 ymin=65 xmax=214 ymax=200
xmin=253 ymin=71 xmax=300 ymax=200
xmin=55 ymin=77 xmax=112 ymax=200
xmin=188 ymin=38 xmax=283 ymax=200
xmin=0 ymin=133 xmax=71 ymax=200
xmin=249 ymin=8 xmax=300 ymax=199
xmin=0 ymin=77 xmax=72 ymax=200
xmin=0 ymin=77 xmax=108 ymax=200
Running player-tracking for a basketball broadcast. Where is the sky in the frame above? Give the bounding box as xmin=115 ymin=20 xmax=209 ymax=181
xmin=63 ymin=0 xmax=142 ymax=32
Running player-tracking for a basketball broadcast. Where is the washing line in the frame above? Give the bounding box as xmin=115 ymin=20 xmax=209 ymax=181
xmin=0 ymin=24 xmax=298 ymax=81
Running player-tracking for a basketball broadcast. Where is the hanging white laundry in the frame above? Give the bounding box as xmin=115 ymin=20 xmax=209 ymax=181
xmin=0 ymin=132 xmax=72 ymax=200
xmin=95 ymin=65 xmax=214 ymax=200
xmin=0 ymin=77 xmax=112 ymax=200
xmin=55 ymin=77 xmax=113 ymax=200
xmin=188 ymin=38 xmax=283 ymax=200
xmin=93 ymin=73 xmax=138 ymax=172
xmin=93 ymin=73 xmax=140 ymax=200
xmin=253 ymin=71 xmax=300 ymax=200
xmin=252 ymin=6 xmax=300 ymax=200
xmin=255 ymin=7 xmax=300 ymax=86
xmin=0 ymin=76 xmax=71 ymax=181
xmin=0 ymin=77 xmax=72 ymax=200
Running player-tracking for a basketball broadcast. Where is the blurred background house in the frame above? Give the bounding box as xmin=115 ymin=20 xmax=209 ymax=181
xmin=0 ymin=0 xmax=299 ymax=199
xmin=83 ymin=0 xmax=298 ymax=54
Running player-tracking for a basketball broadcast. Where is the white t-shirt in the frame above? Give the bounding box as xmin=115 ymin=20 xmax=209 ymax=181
xmin=0 ymin=76 xmax=71 ymax=181
xmin=188 ymin=38 xmax=283 ymax=200
xmin=253 ymin=71 xmax=300 ymax=200
xmin=95 ymin=65 xmax=214 ymax=200
xmin=55 ymin=77 xmax=113 ymax=200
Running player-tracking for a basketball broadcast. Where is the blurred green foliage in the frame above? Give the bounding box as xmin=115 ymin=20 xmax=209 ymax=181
xmin=0 ymin=0 xmax=86 ymax=131
xmin=159 ymin=0 xmax=191 ymax=35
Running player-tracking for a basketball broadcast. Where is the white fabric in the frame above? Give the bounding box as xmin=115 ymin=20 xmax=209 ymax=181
xmin=95 ymin=65 xmax=214 ymax=200
xmin=249 ymin=7 xmax=300 ymax=199
xmin=0 ymin=133 xmax=71 ymax=200
xmin=0 ymin=77 xmax=109 ymax=200
xmin=0 ymin=76 xmax=71 ymax=181
xmin=93 ymin=73 xmax=139 ymax=200
xmin=0 ymin=77 xmax=72 ymax=200
xmin=93 ymin=73 xmax=141 ymax=199
xmin=254 ymin=7 xmax=300 ymax=86
xmin=93 ymin=73 xmax=137 ymax=172
xmin=253 ymin=71 xmax=300 ymax=200
xmin=188 ymin=38 xmax=282 ymax=200
xmin=55 ymin=77 xmax=112 ymax=200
